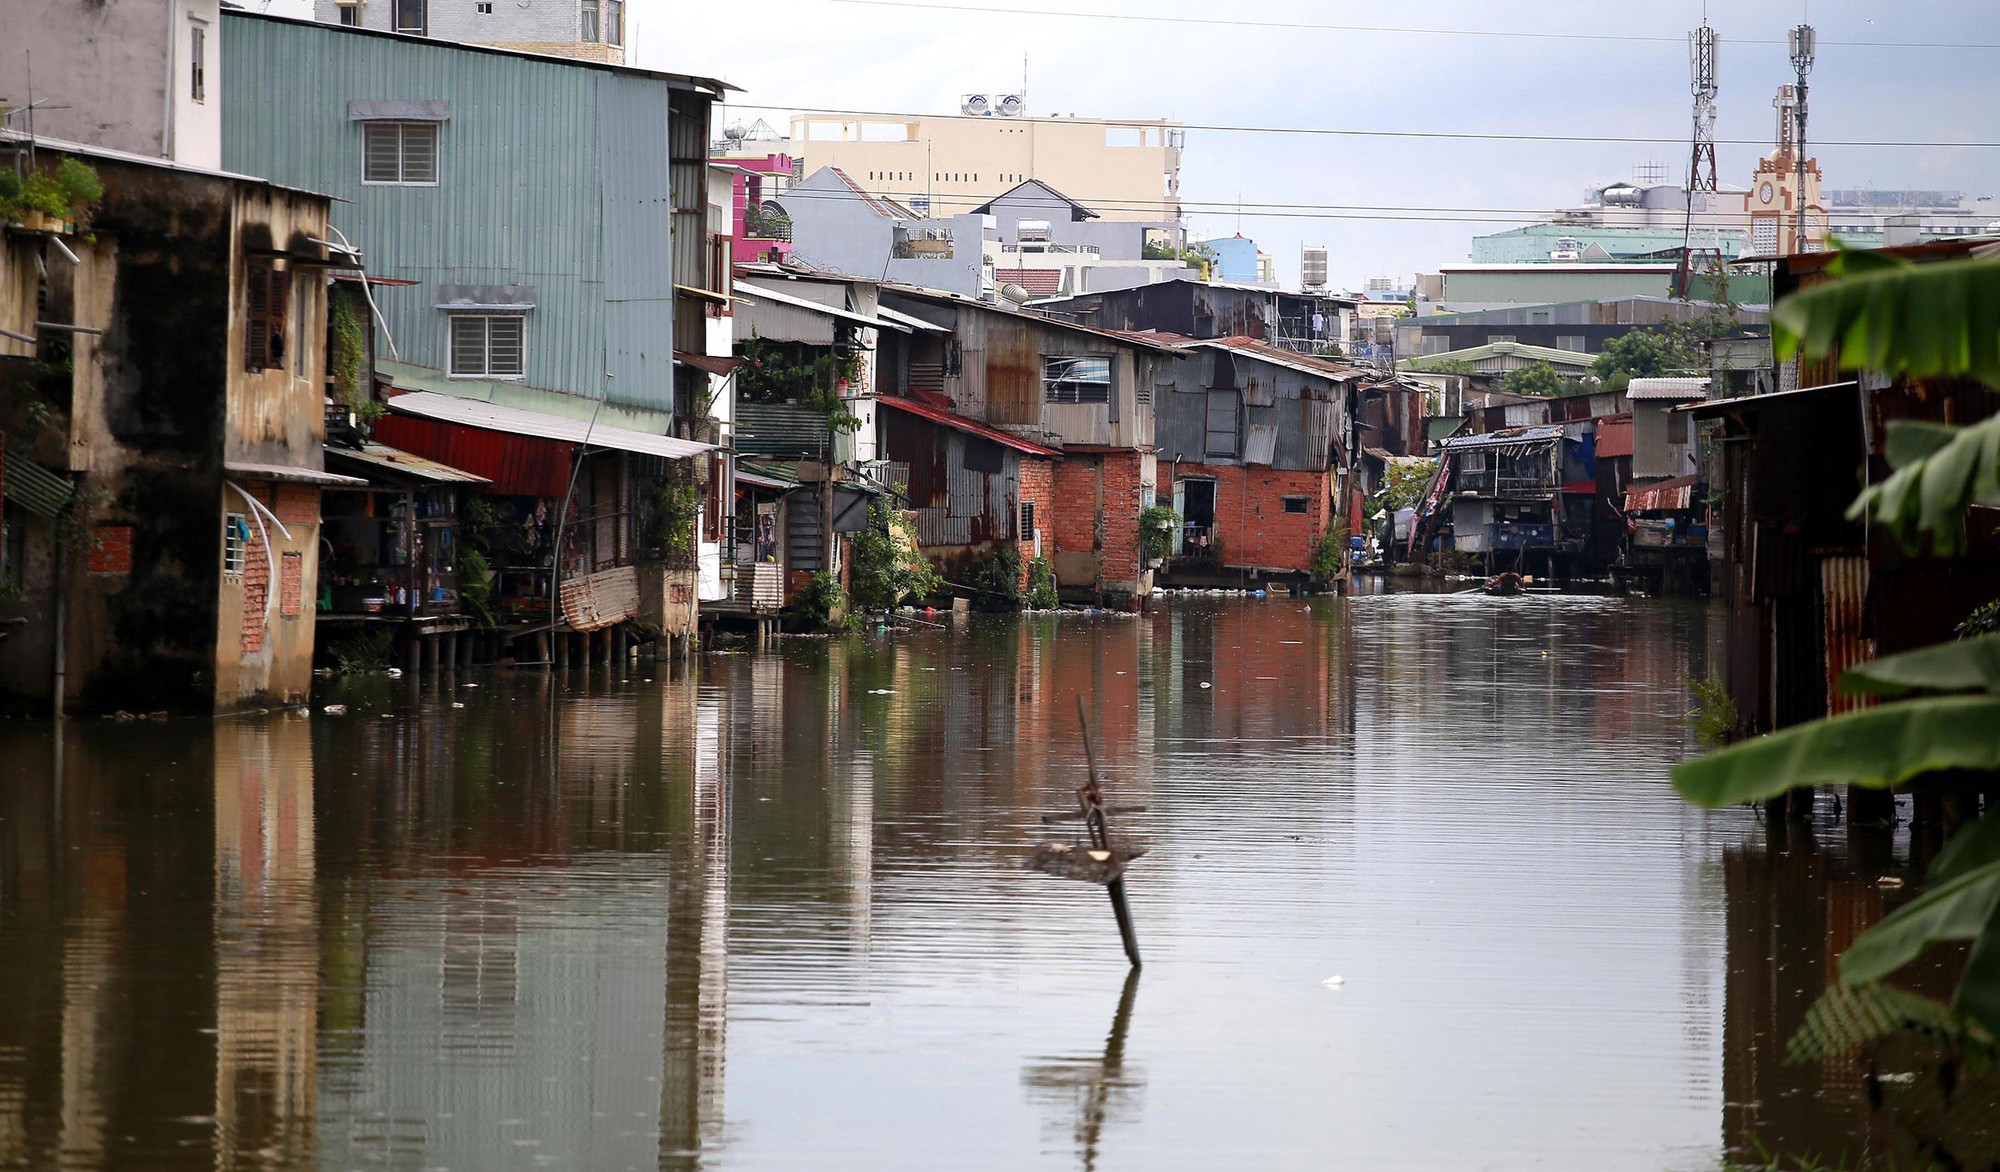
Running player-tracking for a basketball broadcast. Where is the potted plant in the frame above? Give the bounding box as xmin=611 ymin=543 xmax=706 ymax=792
xmin=5 ymin=158 xmax=103 ymax=234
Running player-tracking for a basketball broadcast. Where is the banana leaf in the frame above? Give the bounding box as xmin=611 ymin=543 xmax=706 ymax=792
xmin=1671 ymin=695 xmax=2000 ymax=807
xmin=1772 ymin=256 xmax=2000 ymax=387
xmin=1932 ymin=808 xmax=2000 ymax=885
xmin=1841 ymin=632 xmax=2000 ymax=697
xmin=1846 ymin=415 xmax=2000 ymax=555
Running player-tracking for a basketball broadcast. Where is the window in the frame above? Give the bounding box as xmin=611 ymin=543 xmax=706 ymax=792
xmin=449 ymin=314 xmax=526 ymax=379
xmin=606 ymin=0 xmax=623 ymax=46
xmin=190 ymin=21 xmax=207 ymax=103
xmin=339 ymin=4 xmax=361 ymax=24
xmin=245 ymin=260 xmax=288 ymax=372
xmin=1282 ymin=496 xmax=1309 ymax=514
xmin=1204 ymin=389 xmax=1241 ymax=458
xmin=580 ymin=0 xmax=599 ymax=41
xmin=223 ymin=513 xmax=249 ymax=575
xmin=362 ymin=122 xmax=438 ymax=185
xmin=393 ymin=0 xmax=427 ymax=33
xmin=1020 ymin=499 xmax=1035 ymax=539
xmin=476 ymin=2 xmax=491 ymax=10
xmin=1556 ymin=335 xmax=1587 ymax=353
xmin=289 ymin=271 xmax=311 ymax=375
xmin=1043 ymin=355 xmax=1110 ymax=404
xmin=1487 ymin=334 xmax=1516 ymax=344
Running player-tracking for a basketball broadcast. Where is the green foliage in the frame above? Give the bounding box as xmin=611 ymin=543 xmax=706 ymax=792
xmin=1377 ymin=459 xmax=1438 ymax=512
xmin=1590 ymin=318 xmax=1704 ymax=387
xmin=329 ymin=287 xmax=372 ymax=420
xmin=458 ymin=547 xmax=496 ymax=628
xmin=968 ymin=546 xmax=1024 ymax=611
xmin=1 ymin=158 xmax=104 ymax=224
xmin=328 ymin=628 xmax=394 ymax=674
xmin=1139 ymin=504 xmax=1180 ymax=562
xmin=1494 ymin=361 xmax=1581 ymax=398
xmin=644 ymin=471 xmax=701 ymax=565
xmin=1025 ymin=556 xmax=1059 ymax=609
xmin=1308 ymin=518 xmax=1349 ymax=585
xmin=1846 ymin=416 xmax=2000 ymax=556
xmin=1418 ymin=357 xmax=1477 ymax=377
xmin=1144 ymin=241 xmax=1219 ymax=279
xmin=1773 ymin=249 xmax=2000 ymax=388
xmin=737 ymin=337 xmax=863 ymax=432
xmin=850 ymin=499 xmax=941 ymax=610
xmin=54 ymin=158 xmax=103 ymax=209
xmin=460 ymin=495 xmax=500 ymax=553
xmin=785 ymin=570 xmax=852 ymax=633
xmin=1960 ymin=599 xmax=2000 ymax=639
xmin=1841 ymin=633 xmax=2000 ymax=697
xmin=1686 ymin=672 xmax=1738 ymax=747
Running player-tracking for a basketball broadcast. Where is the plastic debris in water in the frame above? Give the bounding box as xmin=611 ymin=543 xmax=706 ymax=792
xmin=1322 ymin=975 xmax=1346 ymax=988
xmin=1199 ymin=682 xmax=1213 ymax=689
xmin=868 ymin=688 xmax=895 ymax=695
xmin=322 ymin=704 xmax=348 ymax=716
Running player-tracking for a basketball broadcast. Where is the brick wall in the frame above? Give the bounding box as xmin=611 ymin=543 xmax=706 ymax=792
xmin=1097 ymin=451 xmax=1146 ymax=588
xmin=1051 ymin=457 xmax=1100 ymax=559
xmin=240 ymin=527 xmax=269 ymax=653
xmin=1015 ymin=457 xmax=1056 ymax=572
xmin=273 ymin=483 xmax=319 ymax=527
xmin=1167 ymin=463 xmax=1333 ymax=574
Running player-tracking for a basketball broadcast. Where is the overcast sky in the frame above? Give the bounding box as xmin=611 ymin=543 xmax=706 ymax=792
xmin=635 ymin=0 xmax=2000 ymax=288
xmin=253 ymin=0 xmax=2000 ymax=288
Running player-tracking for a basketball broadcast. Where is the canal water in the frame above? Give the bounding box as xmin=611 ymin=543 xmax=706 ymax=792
xmin=0 ymin=594 xmax=1926 ymax=1169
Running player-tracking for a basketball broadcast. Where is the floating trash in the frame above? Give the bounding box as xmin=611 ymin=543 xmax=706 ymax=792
xmin=1322 ymin=975 xmax=1346 ymax=989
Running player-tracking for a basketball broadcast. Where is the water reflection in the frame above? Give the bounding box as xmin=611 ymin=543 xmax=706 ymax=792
xmin=1021 ymin=970 xmax=1144 ymax=1171
xmin=5 ymin=594 xmax=1938 ymax=1169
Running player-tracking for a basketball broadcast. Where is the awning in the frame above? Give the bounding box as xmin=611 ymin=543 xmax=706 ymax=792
xmin=675 ymin=351 xmax=742 ymax=378
xmin=877 ymin=306 xmax=948 ymax=333
xmin=1439 ymin=424 xmax=1564 ymax=454
xmin=875 ymin=394 xmax=1062 ymax=457
xmin=385 ymin=391 xmax=717 ymax=460
xmin=1625 ymin=475 xmax=1698 ymax=512
xmin=324 ymin=442 xmax=491 ymax=485
xmin=434 ymin=284 xmax=536 ymax=310
xmin=225 ymin=460 xmax=367 ymax=487
xmin=735 ymin=467 xmax=795 ymax=491
xmin=2 ymin=441 xmax=74 ymax=518
xmin=735 ymin=279 xmax=907 ymax=332
xmin=1627 ymin=376 xmax=1710 ymax=400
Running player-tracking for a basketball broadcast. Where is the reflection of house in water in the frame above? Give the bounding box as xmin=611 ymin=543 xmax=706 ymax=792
xmin=212 ymin=721 xmax=319 ymax=1168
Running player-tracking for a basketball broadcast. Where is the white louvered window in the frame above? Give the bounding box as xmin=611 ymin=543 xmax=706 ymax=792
xmin=361 ymin=122 xmax=439 ymax=186
xmin=449 ymin=314 xmax=525 ymax=379
xmin=1043 ymin=355 xmax=1111 ymax=404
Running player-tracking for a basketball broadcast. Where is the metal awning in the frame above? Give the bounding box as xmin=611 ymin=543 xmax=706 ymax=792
xmin=1439 ymin=424 xmax=1565 ymax=454
xmin=1625 ymin=475 xmax=1698 ymax=512
xmin=2 ymin=441 xmax=74 ymax=518
xmin=675 ymin=351 xmax=742 ymax=378
xmin=735 ymin=466 xmax=795 ymax=490
xmin=735 ymin=279 xmax=908 ymax=332
xmin=875 ymin=394 xmax=1063 ymax=457
xmin=385 ymin=391 xmax=717 ymax=460
xmin=1689 ymin=380 xmax=1860 ymax=419
xmin=225 ymin=460 xmax=368 ymax=487
xmin=325 ymin=442 xmax=491 ymax=485
xmin=877 ymin=306 xmax=948 ymax=333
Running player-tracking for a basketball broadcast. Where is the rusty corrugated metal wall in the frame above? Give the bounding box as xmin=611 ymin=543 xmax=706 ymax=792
xmin=1819 ymin=555 xmax=1871 ymax=717
xmin=374 ymin=414 xmax=573 ymax=498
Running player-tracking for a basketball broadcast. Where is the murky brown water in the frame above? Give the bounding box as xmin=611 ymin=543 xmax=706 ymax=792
xmin=0 ymin=593 xmax=1927 ymax=1169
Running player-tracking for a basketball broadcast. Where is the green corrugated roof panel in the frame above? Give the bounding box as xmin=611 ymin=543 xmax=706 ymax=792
xmin=736 ymin=459 xmax=801 ymax=485
xmin=736 ymin=402 xmax=831 ymax=458
xmin=3 ymin=441 xmax=74 ymax=518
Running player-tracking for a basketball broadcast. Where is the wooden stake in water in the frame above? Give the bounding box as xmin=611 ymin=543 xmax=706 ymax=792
xmin=1075 ymin=694 xmax=1142 ymax=970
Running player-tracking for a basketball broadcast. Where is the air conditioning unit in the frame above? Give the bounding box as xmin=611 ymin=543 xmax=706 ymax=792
xmin=995 ymin=94 xmax=1025 ymax=117
xmin=960 ymin=94 xmax=991 ymax=117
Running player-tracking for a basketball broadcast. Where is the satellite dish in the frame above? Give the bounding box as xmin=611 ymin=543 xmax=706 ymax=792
xmin=996 ymin=94 xmax=1025 ymax=117
xmin=961 ymin=94 xmax=992 ymax=117
xmin=723 ymin=123 xmax=747 ymax=143
xmin=999 ymin=283 xmax=1032 ymax=305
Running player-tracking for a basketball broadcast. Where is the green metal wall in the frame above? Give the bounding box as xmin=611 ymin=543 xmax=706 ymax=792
xmin=222 ymin=13 xmax=681 ymax=418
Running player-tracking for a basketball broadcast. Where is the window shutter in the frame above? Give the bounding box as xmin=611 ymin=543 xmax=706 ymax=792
xmin=400 ymin=124 xmax=438 ymax=184
xmin=246 ymin=263 xmax=271 ymax=370
xmin=450 ymin=316 xmax=486 ymax=376
xmin=486 ymin=316 xmax=524 ymax=376
xmin=267 ymin=268 xmax=289 ymax=370
xmin=363 ymin=123 xmax=401 ymax=183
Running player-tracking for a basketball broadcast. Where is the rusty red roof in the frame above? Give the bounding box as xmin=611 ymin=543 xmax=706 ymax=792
xmin=996 ymin=268 xmax=1064 ymax=296
xmin=874 ymin=395 xmax=1061 ymax=457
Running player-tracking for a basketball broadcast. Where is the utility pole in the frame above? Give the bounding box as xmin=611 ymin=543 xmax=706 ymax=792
xmin=1789 ymin=23 xmax=1817 ymax=251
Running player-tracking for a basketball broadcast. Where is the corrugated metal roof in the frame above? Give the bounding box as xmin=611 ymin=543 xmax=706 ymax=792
xmin=736 ymin=279 xmax=905 ymax=331
xmin=374 ymin=413 xmax=572 ymax=497
xmin=224 ymin=460 xmax=368 ymax=486
xmin=1625 ymin=475 xmax=1697 ymax=511
xmin=1627 ymin=376 xmax=1711 ymax=400
xmin=1440 ymin=424 xmax=1565 ymax=453
xmin=875 ymin=395 xmax=1062 ymax=457
xmin=735 ymin=459 xmax=801 ymax=486
xmin=877 ymin=306 xmax=948 ymax=334
xmin=2 ymin=442 xmax=75 ymax=518
xmin=1400 ymin=341 xmax=1597 ymax=373
xmin=1200 ymin=336 xmax=1363 ymax=382
xmin=325 ymin=442 xmax=492 ymax=484
xmin=1595 ymin=416 xmax=1635 ymax=458
xmin=385 ymin=392 xmax=716 ymax=459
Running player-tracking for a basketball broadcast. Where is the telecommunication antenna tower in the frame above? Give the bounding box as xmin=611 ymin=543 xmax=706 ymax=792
xmin=1789 ymin=23 xmax=1818 ymax=251
xmin=1679 ymin=16 xmax=1721 ymax=296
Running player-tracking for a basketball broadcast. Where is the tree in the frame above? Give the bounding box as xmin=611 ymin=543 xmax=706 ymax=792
xmin=1418 ymin=357 xmax=1477 ymax=377
xmin=1493 ymin=361 xmax=1579 ymax=398
xmin=1590 ymin=319 xmax=1704 ymax=392
xmin=1674 ymin=249 xmax=2000 ymax=1051
xmin=1378 ymin=458 xmax=1439 ymax=512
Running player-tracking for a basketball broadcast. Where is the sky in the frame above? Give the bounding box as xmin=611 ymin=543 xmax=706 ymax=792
xmin=256 ymin=0 xmax=2000 ymax=290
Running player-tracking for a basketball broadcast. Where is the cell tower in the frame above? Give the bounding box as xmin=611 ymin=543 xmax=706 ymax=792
xmin=1679 ymin=16 xmax=1721 ymax=296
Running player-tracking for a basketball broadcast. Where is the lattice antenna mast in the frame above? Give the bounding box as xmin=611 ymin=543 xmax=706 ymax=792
xmin=1680 ymin=18 xmax=1720 ymax=296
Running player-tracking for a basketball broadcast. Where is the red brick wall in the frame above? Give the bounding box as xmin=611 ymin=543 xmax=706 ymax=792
xmin=1051 ymin=457 xmax=1101 ymax=559
xmin=1097 ymin=451 xmax=1146 ymax=588
xmin=273 ymin=483 xmax=319 ymax=527
xmin=280 ymin=551 xmax=303 ymax=619
xmin=1015 ymin=457 xmax=1055 ymax=570
xmin=240 ymin=528 xmax=269 ymax=652
xmin=87 ymin=525 xmax=134 ymax=575
xmin=1166 ymin=463 xmax=1333 ymax=574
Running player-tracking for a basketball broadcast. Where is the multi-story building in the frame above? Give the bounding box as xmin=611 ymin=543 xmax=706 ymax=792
xmin=0 ymin=0 xmax=223 ymax=167
xmin=786 ymin=106 xmax=1182 ymax=223
xmin=309 ymin=0 xmax=629 ymax=63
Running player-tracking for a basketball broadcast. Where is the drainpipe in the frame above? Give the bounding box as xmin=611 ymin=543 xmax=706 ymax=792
xmin=51 ymin=507 xmax=68 ymax=721
xmin=160 ymin=0 xmax=177 ymax=160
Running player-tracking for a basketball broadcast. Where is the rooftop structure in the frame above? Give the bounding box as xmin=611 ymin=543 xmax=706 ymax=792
xmin=310 ymin=0 xmax=630 ymax=63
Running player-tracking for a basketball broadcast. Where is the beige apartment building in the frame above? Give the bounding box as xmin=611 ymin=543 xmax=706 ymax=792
xmin=787 ymin=109 xmax=1183 ymax=222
